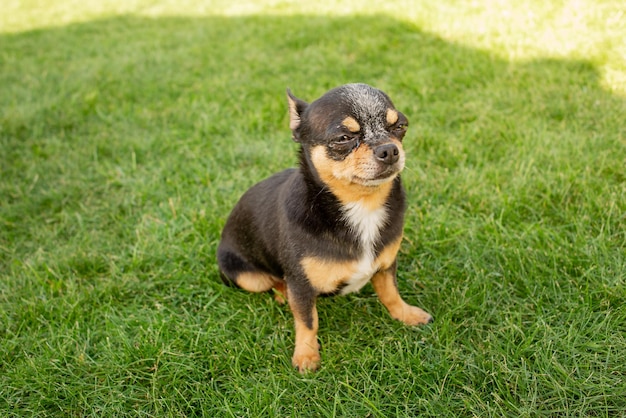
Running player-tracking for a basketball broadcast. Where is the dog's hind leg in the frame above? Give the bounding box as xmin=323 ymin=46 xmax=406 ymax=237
xmin=217 ymin=246 xmax=285 ymax=299
xmin=233 ymin=271 xmax=281 ymax=293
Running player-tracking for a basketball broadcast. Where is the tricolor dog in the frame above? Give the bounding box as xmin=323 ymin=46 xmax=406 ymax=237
xmin=217 ymin=83 xmax=432 ymax=372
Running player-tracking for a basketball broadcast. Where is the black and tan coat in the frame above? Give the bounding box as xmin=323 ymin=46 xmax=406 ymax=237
xmin=217 ymin=84 xmax=432 ymax=372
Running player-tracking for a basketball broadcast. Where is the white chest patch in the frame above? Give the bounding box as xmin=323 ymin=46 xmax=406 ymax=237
xmin=340 ymin=202 xmax=388 ymax=295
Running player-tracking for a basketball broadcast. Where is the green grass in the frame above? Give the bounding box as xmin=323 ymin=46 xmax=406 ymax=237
xmin=1 ymin=0 xmax=625 ymax=416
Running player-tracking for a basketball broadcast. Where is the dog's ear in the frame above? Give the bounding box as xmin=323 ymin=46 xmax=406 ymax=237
xmin=286 ymin=88 xmax=308 ymax=142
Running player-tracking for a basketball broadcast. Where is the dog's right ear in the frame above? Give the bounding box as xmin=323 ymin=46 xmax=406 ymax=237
xmin=286 ymin=88 xmax=308 ymax=142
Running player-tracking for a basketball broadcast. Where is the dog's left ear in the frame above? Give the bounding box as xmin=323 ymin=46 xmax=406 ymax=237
xmin=286 ymin=88 xmax=308 ymax=142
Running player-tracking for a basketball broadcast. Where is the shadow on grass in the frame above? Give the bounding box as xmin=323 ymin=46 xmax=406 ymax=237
xmin=1 ymin=12 xmax=624 ymax=288
xmin=2 ymin=13 xmax=623 ymax=168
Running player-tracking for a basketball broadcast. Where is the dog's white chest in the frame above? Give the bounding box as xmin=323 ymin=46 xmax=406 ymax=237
xmin=340 ymin=202 xmax=388 ymax=295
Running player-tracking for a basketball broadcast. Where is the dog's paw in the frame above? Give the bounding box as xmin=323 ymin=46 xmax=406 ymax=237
xmin=292 ymin=350 xmax=321 ymax=373
xmin=272 ymin=282 xmax=288 ymax=304
xmin=395 ymin=305 xmax=433 ymax=326
xmin=273 ymin=289 xmax=287 ymax=304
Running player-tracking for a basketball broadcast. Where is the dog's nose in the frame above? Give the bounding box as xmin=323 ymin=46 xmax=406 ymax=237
xmin=374 ymin=143 xmax=400 ymax=165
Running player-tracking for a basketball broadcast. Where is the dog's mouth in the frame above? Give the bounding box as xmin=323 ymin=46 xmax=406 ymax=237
xmin=351 ymin=166 xmax=401 ymax=187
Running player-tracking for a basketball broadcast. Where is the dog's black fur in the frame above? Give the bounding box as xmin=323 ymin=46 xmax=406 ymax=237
xmin=217 ymin=84 xmax=432 ymax=372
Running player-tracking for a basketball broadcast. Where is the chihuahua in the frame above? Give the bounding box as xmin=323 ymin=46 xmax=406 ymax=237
xmin=217 ymin=84 xmax=432 ymax=372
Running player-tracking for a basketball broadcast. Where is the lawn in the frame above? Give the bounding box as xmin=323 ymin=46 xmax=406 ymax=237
xmin=1 ymin=0 xmax=625 ymax=416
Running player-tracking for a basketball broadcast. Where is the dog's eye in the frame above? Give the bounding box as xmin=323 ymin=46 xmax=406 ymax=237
xmin=330 ymin=135 xmax=358 ymax=149
xmin=392 ymin=123 xmax=408 ymax=138
xmin=335 ymin=135 xmax=356 ymax=144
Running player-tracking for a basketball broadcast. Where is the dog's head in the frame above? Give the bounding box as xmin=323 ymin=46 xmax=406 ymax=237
xmin=287 ymin=84 xmax=408 ymax=193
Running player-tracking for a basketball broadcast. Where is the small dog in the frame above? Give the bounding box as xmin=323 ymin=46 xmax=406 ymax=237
xmin=217 ymin=84 xmax=432 ymax=372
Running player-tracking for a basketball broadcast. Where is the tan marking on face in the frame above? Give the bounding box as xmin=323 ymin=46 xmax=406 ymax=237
xmin=235 ymin=271 xmax=281 ymax=293
xmin=386 ymin=108 xmax=399 ymax=125
xmin=371 ymin=269 xmax=432 ymax=325
xmin=375 ymin=235 xmax=403 ymax=271
xmin=310 ymin=145 xmax=400 ymax=210
xmin=341 ymin=116 xmax=361 ymax=133
xmin=301 ymin=257 xmax=358 ymax=293
xmin=287 ymin=286 xmax=320 ymax=372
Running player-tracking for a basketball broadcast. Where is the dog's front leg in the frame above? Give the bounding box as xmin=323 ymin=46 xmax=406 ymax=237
xmin=286 ymin=283 xmax=320 ymax=372
xmin=372 ymin=264 xmax=433 ymax=326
